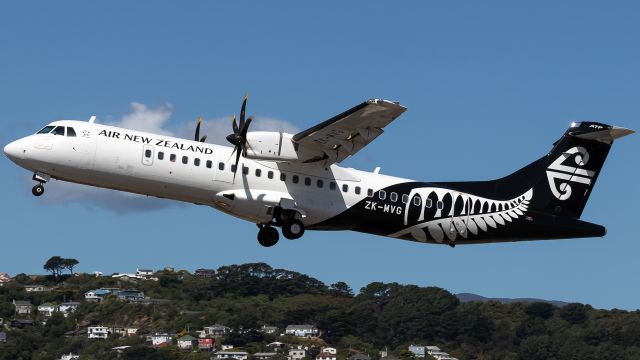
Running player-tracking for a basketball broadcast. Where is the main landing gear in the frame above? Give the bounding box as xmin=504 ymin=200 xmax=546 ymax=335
xmin=256 ymin=207 xmax=306 ymax=247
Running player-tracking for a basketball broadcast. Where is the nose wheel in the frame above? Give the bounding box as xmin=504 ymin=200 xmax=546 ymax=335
xmin=257 ymin=225 xmax=279 ymax=247
xmin=32 ymin=184 xmax=45 ymax=197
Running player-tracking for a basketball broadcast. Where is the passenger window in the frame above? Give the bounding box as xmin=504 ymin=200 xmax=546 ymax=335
xmin=37 ymin=125 xmax=55 ymax=134
xmin=194 ymin=158 xmax=201 ymax=166
xmin=317 ymin=179 xmax=323 ymax=188
xmin=367 ymin=189 xmax=374 ymax=197
xmin=268 ymin=171 xmax=274 ymax=179
xmin=231 ymin=164 xmax=237 ymax=173
xmin=255 ymin=169 xmax=261 ymax=177
xmin=67 ymin=127 xmax=77 ymax=137
xmin=379 ymin=190 xmax=387 ymax=200
xmin=425 ymin=199 xmax=432 ymax=208
xmin=342 ymin=184 xmax=349 ymax=193
xmin=170 ymin=154 xmax=176 ymax=162
xmin=280 ymin=173 xmax=286 ymax=181
xmin=437 ymin=201 xmax=443 ymax=210
xmin=292 ymin=175 xmax=299 ymax=184
xmin=355 ymin=186 xmax=361 ymax=195
xmin=413 ymin=196 xmax=421 ymax=206
xmin=145 ymin=149 xmax=152 ymax=158
xmin=182 ymin=156 xmax=188 ymax=164
xmin=219 ymin=162 xmax=225 ymax=171
xmin=390 ymin=192 xmax=398 ymax=202
xmin=330 ymin=182 xmax=337 ymax=190
xmin=402 ymin=194 xmax=409 ymax=204
xmin=305 ymin=177 xmax=311 ymax=186
xmin=243 ymin=166 xmax=249 ymax=175
xmin=158 ymin=152 xmax=164 ymax=160
xmin=206 ymin=160 xmax=212 ymax=168
xmin=52 ymin=126 xmax=65 ymax=136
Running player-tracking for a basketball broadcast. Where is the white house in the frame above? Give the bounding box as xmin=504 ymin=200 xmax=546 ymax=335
xmin=254 ymin=353 xmax=278 ymax=360
xmin=58 ymin=302 xmax=81 ymax=317
xmin=58 ymin=354 xmax=79 ymax=360
xmin=177 ymin=335 xmax=198 ymax=349
xmin=151 ymin=333 xmax=174 ymax=347
xmin=213 ymin=351 xmax=249 ymax=360
xmin=221 ymin=344 xmax=235 ymax=351
xmin=88 ymin=326 xmax=110 ymax=339
xmin=261 ymin=325 xmax=278 ymax=334
xmin=24 ymin=284 xmax=52 ymax=292
xmin=0 ymin=272 xmax=9 ymax=286
xmin=322 ymin=348 xmax=337 ymax=355
xmin=13 ymin=300 xmax=32 ymax=315
xmin=285 ymin=325 xmax=318 ymax=337
xmin=204 ymin=324 xmax=231 ymax=336
xmin=317 ymin=352 xmax=337 ymax=360
xmin=136 ymin=268 xmax=154 ymax=278
xmin=38 ymin=303 xmax=57 ymax=317
xmin=289 ymin=349 xmax=306 ymax=360
xmin=85 ymin=289 xmax=114 ymax=302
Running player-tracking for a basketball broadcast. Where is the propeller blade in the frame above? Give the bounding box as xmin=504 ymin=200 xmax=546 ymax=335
xmin=239 ymin=94 xmax=248 ymax=130
xmin=240 ymin=116 xmax=253 ymax=138
xmin=232 ymin=114 xmax=238 ymax=133
xmin=232 ymin=145 xmax=242 ymax=182
xmin=195 ymin=116 xmax=202 ymax=141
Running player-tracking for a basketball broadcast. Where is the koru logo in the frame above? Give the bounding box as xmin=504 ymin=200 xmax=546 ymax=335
xmin=546 ymin=146 xmax=595 ymax=200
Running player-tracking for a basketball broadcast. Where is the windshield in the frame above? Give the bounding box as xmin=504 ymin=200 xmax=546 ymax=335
xmin=36 ymin=125 xmax=55 ymax=134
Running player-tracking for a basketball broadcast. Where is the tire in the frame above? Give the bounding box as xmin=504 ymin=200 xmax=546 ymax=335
xmin=282 ymin=219 xmax=305 ymax=240
xmin=32 ymin=184 xmax=44 ymax=197
xmin=257 ymin=227 xmax=279 ymax=247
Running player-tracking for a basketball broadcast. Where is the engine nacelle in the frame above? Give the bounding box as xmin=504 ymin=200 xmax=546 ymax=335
xmin=244 ymin=131 xmax=302 ymax=162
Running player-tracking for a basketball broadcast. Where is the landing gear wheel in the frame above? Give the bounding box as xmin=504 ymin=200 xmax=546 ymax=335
xmin=32 ymin=184 xmax=44 ymax=197
xmin=282 ymin=219 xmax=305 ymax=240
xmin=257 ymin=226 xmax=279 ymax=247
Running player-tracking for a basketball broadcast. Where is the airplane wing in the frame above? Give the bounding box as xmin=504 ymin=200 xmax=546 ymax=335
xmin=292 ymin=99 xmax=407 ymax=164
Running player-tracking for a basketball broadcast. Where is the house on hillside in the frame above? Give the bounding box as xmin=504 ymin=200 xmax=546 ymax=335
xmin=0 ymin=272 xmax=10 ymax=286
xmin=112 ymin=273 xmax=143 ymax=281
xmin=88 ymin=326 xmax=111 ymax=339
xmin=203 ymin=324 xmax=230 ymax=337
xmin=317 ymin=352 xmax=337 ymax=360
xmin=254 ymin=353 xmax=278 ymax=360
xmin=58 ymin=354 xmax=79 ymax=360
xmin=267 ymin=341 xmax=286 ymax=349
xmin=198 ymin=337 xmax=215 ymax=351
xmin=194 ymin=268 xmax=215 ymax=277
xmin=85 ymin=289 xmax=114 ymax=302
xmin=38 ymin=303 xmax=57 ymax=317
xmin=58 ymin=302 xmax=81 ymax=317
xmin=322 ymin=348 xmax=337 ymax=355
xmin=151 ymin=333 xmax=174 ymax=347
xmin=136 ymin=268 xmax=154 ymax=278
xmin=285 ymin=324 xmax=318 ymax=337
xmin=11 ymin=319 xmax=35 ymax=329
xmin=177 ymin=335 xmax=198 ymax=349
xmin=24 ymin=284 xmax=52 ymax=292
xmin=117 ymin=289 xmax=145 ymax=301
xmin=13 ymin=300 xmax=32 ymax=315
xmin=289 ymin=349 xmax=306 ymax=360
xmin=261 ymin=325 xmax=278 ymax=334
xmin=408 ymin=345 xmax=426 ymax=358
xmin=212 ymin=351 xmax=249 ymax=360
xmin=0 ymin=331 xmax=6 ymax=343
xmin=349 ymin=354 xmax=371 ymax=360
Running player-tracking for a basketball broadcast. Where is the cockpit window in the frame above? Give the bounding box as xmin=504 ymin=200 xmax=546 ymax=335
xmin=52 ymin=126 xmax=65 ymax=136
xmin=67 ymin=127 xmax=77 ymax=137
xmin=37 ymin=125 xmax=55 ymax=134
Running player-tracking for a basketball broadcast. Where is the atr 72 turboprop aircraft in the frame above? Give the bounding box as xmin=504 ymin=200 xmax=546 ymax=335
xmin=3 ymin=97 xmax=634 ymax=247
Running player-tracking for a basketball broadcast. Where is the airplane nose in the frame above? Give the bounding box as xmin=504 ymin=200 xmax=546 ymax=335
xmin=4 ymin=140 xmax=22 ymax=161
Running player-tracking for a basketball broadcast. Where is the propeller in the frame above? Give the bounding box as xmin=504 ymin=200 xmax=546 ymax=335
xmin=194 ymin=116 xmax=207 ymax=142
xmin=226 ymin=95 xmax=253 ymax=181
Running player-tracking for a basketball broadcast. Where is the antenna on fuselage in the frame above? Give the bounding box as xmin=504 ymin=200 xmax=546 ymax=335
xmin=88 ymin=115 xmax=97 ymax=124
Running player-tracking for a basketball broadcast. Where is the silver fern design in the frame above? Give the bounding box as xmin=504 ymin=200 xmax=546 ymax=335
xmin=388 ymin=188 xmax=533 ymax=243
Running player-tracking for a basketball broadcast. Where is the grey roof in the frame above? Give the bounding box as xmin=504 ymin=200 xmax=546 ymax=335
xmin=13 ymin=300 xmax=31 ymax=306
xmin=254 ymin=353 xmax=278 ymax=357
xmin=286 ymin=325 xmax=316 ymax=330
xmin=350 ymin=354 xmax=371 ymax=360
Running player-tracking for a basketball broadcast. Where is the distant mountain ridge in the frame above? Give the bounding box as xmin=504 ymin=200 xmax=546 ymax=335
xmin=456 ymin=292 xmax=569 ymax=307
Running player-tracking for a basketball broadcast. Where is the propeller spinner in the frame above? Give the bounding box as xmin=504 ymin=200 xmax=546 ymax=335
xmin=226 ymin=95 xmax=253 ymax=181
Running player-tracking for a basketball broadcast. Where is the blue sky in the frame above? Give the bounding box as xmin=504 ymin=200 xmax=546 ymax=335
xmin=1 ymin=2 xmax=638 ymax=310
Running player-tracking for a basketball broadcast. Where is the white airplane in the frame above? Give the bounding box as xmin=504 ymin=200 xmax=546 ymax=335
xmin=4 ymin=97 xmax=634 ymax=247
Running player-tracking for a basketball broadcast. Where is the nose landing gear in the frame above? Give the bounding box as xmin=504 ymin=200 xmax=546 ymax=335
xmin=32 ymin=184 xmax=45 ymax=197
xmin=31 ymin=172 xmax=49 ymax=197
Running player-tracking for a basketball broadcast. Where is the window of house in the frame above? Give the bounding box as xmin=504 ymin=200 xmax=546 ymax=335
xmin=425 ymin=199 xmax=432 ymax=208
xmin=413 ymin=196 xmax=421 ymax=206
xmin=355 ymin=186 xmax=361 ymax=195
xmin=52 ymin=126 xmax=65 ymax=136
xmin=206 ymin=160 xmax=212 ymax=168
xmin=367 ymin=189 xmax=374 ymax=197
xmin=342 ymin=184 xmax=349 ymax=192
xmin=402 ymin=194 xmax=409 ymax=204
xmin=67 ymin=127 xmax=77 ymax=137
xmin=268 ymin=171 xmax=274 ymax=179
xmin=379 ymin=190 xmax=387 ymax=200
xmin=231 ymin=164 xmax=237 ymax=173
xmin=144 ymin=149 xmax=152 ymax=158
xmin=194 ymin=158 xmax=200 ymax=166
xmin=242 ymin=166 xmax=249 ymax=175
xmin=255 ymin=169 xmax=262 ymax=177
xmin=182 ymin=156 xmax=188 ymax=164
xmin=219 ymin=162 xmax=225 ymax=171
xmin=330 ymin=182 xmax=337 ymax=190
xmin=170 ymin=154 xmax=176 ymax=162
xmin=305 ymin=177 xmax=311 ymax=186
xmin=292 ymin=175 xmax=299 ymax=184
xmin=390 ymin=192 xmax=398 ymax=202
xmin=437 ymin=201 xmax=443 ymax=210
xmin=280 ymin=173 xmax=286 ymax=181
xmin=317 ymin=179 xmax=323 ymax=188
xmin=158 ymin=152 xmax=164 ymax=160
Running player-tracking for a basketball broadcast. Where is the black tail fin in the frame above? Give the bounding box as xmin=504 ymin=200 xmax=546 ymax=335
xmin=440 ymin=122 xmax=633 ymax=219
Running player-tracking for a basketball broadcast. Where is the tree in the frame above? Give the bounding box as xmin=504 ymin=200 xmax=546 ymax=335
xmin=44 ymin=256 xmax=64 ymax=278
xmin=62 ymin=258 xmax=79 ymax=274
xmin=329 ymin=281 xmax=354 ymax=297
